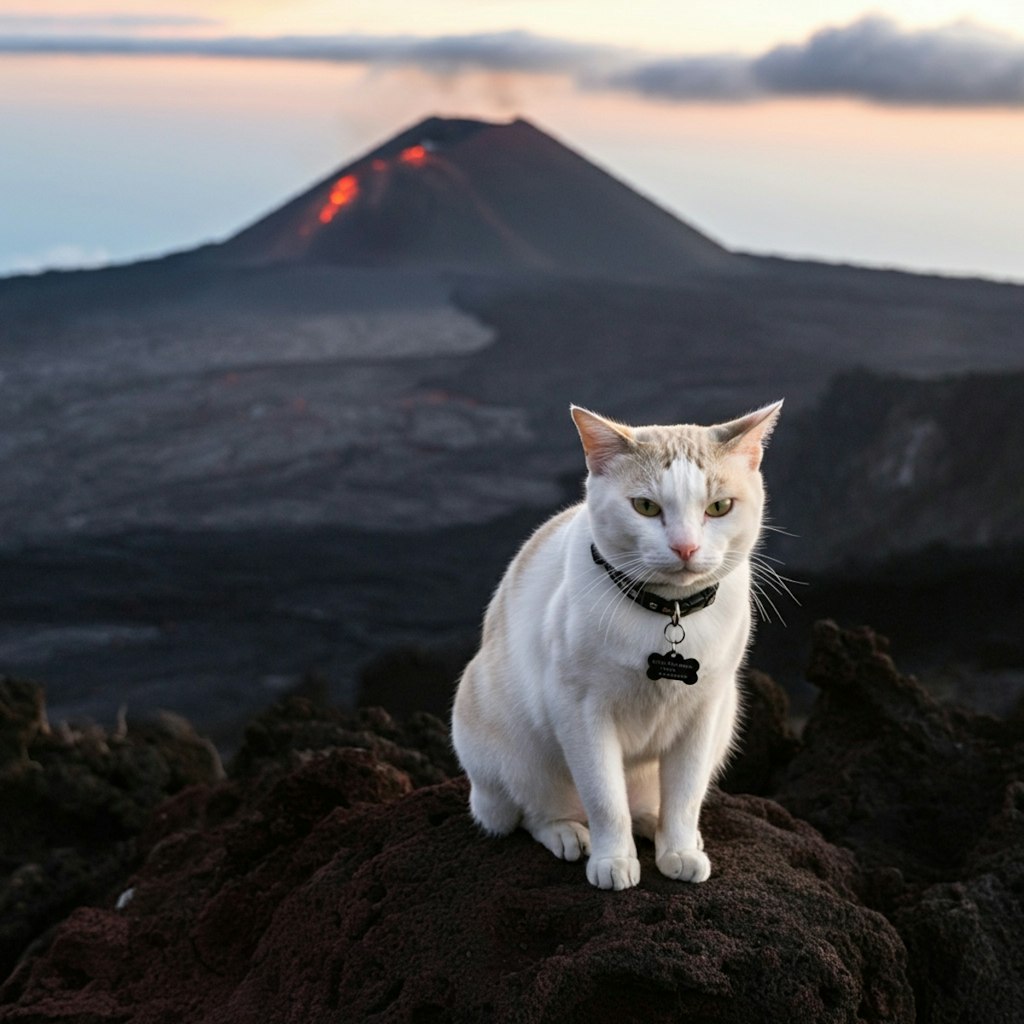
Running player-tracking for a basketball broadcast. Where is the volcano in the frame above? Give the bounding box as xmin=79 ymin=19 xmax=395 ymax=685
xmin=218 ymin=116 xmax=732 ymax=279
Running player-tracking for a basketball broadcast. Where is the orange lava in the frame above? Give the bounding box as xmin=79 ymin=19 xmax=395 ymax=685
xmin=399 ymin=145 xmax=427 ymax=166
xmin=317 ymin=173 xmax=359 ymax=224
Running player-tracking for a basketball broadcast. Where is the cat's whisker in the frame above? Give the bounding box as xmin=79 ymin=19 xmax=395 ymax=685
xmin=709 ymin=547 xmax=802 ymax=626
xmin=749 ymin=557 xmax=804 ymax=606
xmin=751 ymin=579 xmax=786 ymax=625
xmin=595 ymin=563 xmax=658 ymax=641
xmin=749 ymin=557 xmax=792 ymax=585
xmin=748 ymin=585 xmax=771 ymax=623
xmin=577 ymin=551 xmax=650 ymax=607
xmin=760 ymin=523 xmax=799 ymax=538
xmin=750 ymin=572 xmax=795 ymax=614
xmin=596 ymin=588 xmax=634 ymax=643
xmin=577 ymin=551 xmax=643 ymax=591
xmin=757 ymin=575 xmax=804 ymax=604
xmin=752 ymin=575 xmax=791 ymax=602
xmin=596 ymin=585 xmax=631 ymax=639
xmin=750 ymin=546 xmax=805 ymax=582
xmin=584 ymin=552 xmax=649 ymax=636
xmin=717 ymin=550 xmax=779 ymax=624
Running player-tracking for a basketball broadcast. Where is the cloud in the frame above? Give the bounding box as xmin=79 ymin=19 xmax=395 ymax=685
xmin=755 ymin=16 xmax=1024 ymax=105
xmin=230 ymin=29 xmax=623 ymax=73
xmin=0 ymin=28 xmax=614 ymax=72
xmin=610 ymin=16 xmax=1024 ymax=106
xmin=0 ymin=13 xmax=220 ymax=32
xmin=393 ymin=30 xmax=617 ymax=74
xmin=2 ymin=17 xmax=1023 ymax=107
xmin=604 ymin=54 xmax=758 ymax=101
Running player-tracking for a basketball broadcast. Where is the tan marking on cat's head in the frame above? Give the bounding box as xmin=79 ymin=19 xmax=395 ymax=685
xmin=633 ymin=425 xmax=717 ymax=472
xmin=570 ymin=402 xmax=783 ymax=493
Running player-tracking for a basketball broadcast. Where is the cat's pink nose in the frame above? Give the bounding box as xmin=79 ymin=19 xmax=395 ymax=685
xmin=671 ymin=542 xmax=700 ymax=563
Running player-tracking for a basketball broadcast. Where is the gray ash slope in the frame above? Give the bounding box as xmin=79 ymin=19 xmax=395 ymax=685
xmin=1 ymin=115 xmax=1023 ymax=743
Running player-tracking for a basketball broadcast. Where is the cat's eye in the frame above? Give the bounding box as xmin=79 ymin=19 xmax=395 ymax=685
xmin=631 ymin=497 xmax=662 ymax=518
xmin=706 ymin=498 xmax=734 ymax=518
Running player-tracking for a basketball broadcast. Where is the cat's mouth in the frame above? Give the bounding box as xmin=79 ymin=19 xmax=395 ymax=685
xmin=650 ymin=562 xmax=719 ymax=588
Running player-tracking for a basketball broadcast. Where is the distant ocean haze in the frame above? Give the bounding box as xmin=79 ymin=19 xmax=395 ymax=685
xmin=2 ymin=53 xmax=1024 ymax=281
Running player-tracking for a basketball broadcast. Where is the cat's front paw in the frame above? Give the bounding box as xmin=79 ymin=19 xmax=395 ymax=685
xmin=587 ymin=855 xmax=640 ymax=890
xmin=656 ymin=848 xmax=711 ymax=883
xmin=531 ymin=819 xmax=591 ymax=862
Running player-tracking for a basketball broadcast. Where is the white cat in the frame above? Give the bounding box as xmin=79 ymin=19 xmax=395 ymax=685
xmin=451 ymin=401 xmax=782 ymax=890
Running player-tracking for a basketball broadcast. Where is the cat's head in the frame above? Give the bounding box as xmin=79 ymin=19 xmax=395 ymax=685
xmin=571 ymin=402 xmax=782 ymax=590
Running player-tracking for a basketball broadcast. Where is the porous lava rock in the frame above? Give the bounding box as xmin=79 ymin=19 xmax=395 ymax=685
xmin=776 ymin=622 xmax=1019 ymax=880
xmin=0 ymin=752 xmax=912 ymax=1023
xmin=0 ymin=676 xmax=223 ymax=982
xmin=230 ymin=695 xmax=458 ymax=791
xmin=0 ymin=684 xmax=453 ymax=991
xmin=4 ymin=623 xmax=1023 ymax=1023
xmin=720 ymin=668 xmax=800 ymax=796
xmin=775 ymin=621 xmax=1024 ymax=1024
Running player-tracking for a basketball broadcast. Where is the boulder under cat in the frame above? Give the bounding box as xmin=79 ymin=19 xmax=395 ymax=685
xmin=452 ymin=401 xmax=782 ymax=890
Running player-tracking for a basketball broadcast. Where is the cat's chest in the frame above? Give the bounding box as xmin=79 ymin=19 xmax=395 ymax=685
xmin=559 ymin=606 xmax=733 ymax=742
xmin=608 ymin=675 xmax=702 ymax=760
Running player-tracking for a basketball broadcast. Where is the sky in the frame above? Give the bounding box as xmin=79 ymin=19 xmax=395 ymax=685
xmin=2 ymin=2 xmax=1024 ymax=281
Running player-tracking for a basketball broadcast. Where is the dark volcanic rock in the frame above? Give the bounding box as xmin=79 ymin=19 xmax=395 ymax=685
xmin=0 ymin=680 xmax=453 ymax=992
xmin=4 ymin=623 xmax=1023 ymax=1023
xmin=776 ymin=621 xmax=1021 ymax=882
xmin=720 ymin=668 xmax=800 ymax=796
xmin=230 ymin=695 xmax=458 ymax=791
xmin=0 ymin=677 xmax=223 ymax=982
xmin=0 ymin=754 xmax=912 ymax=1023
xmin=775 ymin=621 xmax=1024 ymax=1022
xmin=358 ymin=640 xmax=477 ymax=720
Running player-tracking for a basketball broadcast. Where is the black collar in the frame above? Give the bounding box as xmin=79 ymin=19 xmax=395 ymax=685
xmin=590 ymin=544 xmax=718 ymax=618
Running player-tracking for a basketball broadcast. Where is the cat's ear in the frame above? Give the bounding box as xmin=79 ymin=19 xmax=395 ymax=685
xmin=713 ymin=400 xmax=783 ymax=470
xmin=571 ymin=405 xmax=635 ymax=475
